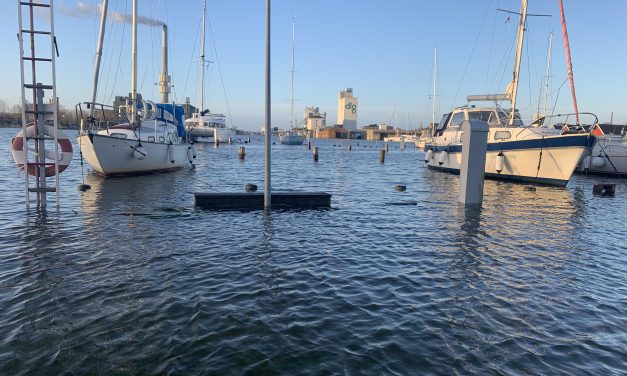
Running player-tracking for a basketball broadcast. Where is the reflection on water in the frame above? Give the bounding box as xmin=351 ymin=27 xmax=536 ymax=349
xmin=0 ymin=129 xmax=625 ymax=374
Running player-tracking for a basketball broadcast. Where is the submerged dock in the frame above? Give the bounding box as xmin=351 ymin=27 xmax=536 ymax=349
xmin=194 ymin=192 xmax=332 ymax=210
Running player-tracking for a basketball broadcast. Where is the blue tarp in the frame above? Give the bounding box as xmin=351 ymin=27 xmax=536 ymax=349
xmin=155 ymin=103 xmax=186 ymax=138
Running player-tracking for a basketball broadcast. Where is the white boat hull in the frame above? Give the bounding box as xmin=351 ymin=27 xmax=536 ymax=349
xmin=78 ymin=133 xmax=190 ymax=176
xmin=280 ymin=134 xmax=304 ymax=145
xmin=576 ymin=135 xmax=627 ymax=176
xmin=425 ymin=134 xmax=592 ymax=186
xmin=188 ymin=126 xmax=236 ymax=143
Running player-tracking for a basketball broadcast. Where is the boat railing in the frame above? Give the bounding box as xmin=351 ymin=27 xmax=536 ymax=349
xmin=529 ymin=112 xmax=599 ymax=131
xmin=75 ymin=101 xmax=120 ymax=133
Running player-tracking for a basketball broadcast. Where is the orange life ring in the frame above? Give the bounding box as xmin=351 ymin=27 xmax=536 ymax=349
xmin=11 ymin=124 xmax=73 ymax=177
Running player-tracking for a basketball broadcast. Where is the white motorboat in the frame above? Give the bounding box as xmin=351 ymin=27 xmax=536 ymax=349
xmin=280 ymin=132 xmax=305 ymax=145
xmin=424 ymin=0 xmax=594 ymax=186
xmin=186 ymin=112 xmax=235 ymax=143
xmin=577 ymin=126 xmax=627 ymax=176
xmin=77 ymin=0 xmax=193 ymax=176
xmin=280 ymin=17 xmax=304 ymax=146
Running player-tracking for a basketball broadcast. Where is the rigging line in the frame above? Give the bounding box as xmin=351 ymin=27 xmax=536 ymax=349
xmin=207 ymin=14 xmax=234 ymax=128
xmin=107 ymin=0 xmax=128 ymax=105
xmin=99 ymin=0 xmax=120 ymax=105
xmin=181 ymin=17 xmax=202 ymax=102
xmin=484 ymin=0 xmax=501 ymax=92
xmin=526 ymin=24 xmax=532 ymax=109
xmin=452 ymin=0 xmax=494 ymax=105
xmin=490 ymin=29 xmax=516 ymax=93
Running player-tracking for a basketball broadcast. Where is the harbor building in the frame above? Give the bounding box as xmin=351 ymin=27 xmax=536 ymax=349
xmin=303 ymin=106 xmax=326 ymax=137
xmin=337 ymin=88 xmax=358 ymax=131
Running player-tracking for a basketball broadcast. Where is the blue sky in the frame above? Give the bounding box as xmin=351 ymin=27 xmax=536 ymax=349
xmin=1 ymin=0 xmax=626 ymax=130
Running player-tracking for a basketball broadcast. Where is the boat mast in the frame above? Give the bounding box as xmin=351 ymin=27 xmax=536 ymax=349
xmin=131 ymin=0 xmax=138 ymax=126
xmin=159 ymin=25 xmax=170 ymax=103
xmin=289 ymin=16 xmax=296 ymax=130
xmin=558 ymin=0 xmax=580 ymax=124
xmin=199 ymin=0 xmax=206 ymax=114
xmin=431 ymin=45 xmax=437 ymax=135
xmin=89 ymin=0 xmax=108 ymax=119
xmin=509 ymin=0 xmax=528 ymax=126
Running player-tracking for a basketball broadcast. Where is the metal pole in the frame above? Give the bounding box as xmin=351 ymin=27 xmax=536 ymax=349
xmin=159 ymin=25 xmax=170 ymax=103
xmin=264 ymin=0 xmax=271 ymax=209
xmin=89 ymin=0 xmax=108 ymax=118
xmin=17 ymin=1 xmax=29 ymax=209
xmin=131 ymin=0 xmax=137 ymax=126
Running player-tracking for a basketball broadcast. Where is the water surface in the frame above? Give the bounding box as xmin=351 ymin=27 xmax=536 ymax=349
xmin=0 ymin=129 xmax=625 ymax=374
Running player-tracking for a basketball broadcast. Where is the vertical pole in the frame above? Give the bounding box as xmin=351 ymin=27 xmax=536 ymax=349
xmin=50 ymin=0 xmax=60 ymax=207
xmin=89 ymin=0 xmax=108 ymax=119
xmin=264 ymin=0 xmax=271 ymax=209
xmin=36 ymin=87 xmax=46 ymax=208
xmin=28 ymin=1 xmax=40 ymax=207
xmin=17 ymin=1 xmax=29 ymax=209
xmin=131 ymin=0 xmax=137 ymax=126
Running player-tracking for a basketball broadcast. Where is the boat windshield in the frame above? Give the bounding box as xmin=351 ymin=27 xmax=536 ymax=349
xmin=496 ymin=110 xmax=524 ymax=127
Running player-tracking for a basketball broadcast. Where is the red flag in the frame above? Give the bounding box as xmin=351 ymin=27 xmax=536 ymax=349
xmin=591 ymin=124 xmax=604 ymax=136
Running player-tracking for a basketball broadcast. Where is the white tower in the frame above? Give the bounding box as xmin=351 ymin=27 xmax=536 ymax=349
xmin=337 ymin=88 xmax=358 ymax=131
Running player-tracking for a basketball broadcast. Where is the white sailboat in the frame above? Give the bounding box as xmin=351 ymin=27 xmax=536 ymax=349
xmin=424 ymin=0 xmax=595 ymax=186
xmin=576 ymin=125 xmax=627 ymax=176
xmin=77 ymin=0 xmax=194 ymax=176
xmin=185 ymin=0 xmax=236 ymax=144
xmin=280 ymin=17 xmax=304 ymax=146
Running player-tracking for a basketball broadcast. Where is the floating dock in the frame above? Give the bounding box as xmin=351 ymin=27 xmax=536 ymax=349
xmin=194 ymin=192 xmax=332 ymax=210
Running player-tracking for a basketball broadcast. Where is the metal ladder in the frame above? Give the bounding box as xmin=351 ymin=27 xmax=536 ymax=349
xmin=17 ymin=0 xmax=60 ymax=209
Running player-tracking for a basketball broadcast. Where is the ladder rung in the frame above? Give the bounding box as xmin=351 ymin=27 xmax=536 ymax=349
xmin=23 ymin=57 xmax=52 ymax=62
xmin=25 ymin=110 xmax=54 ymax=115
xmin=28 ymin=187 xmax=56 ymax=193
xmin=24 ymin=84 xmax=53 ymax=90
xmin=26 ymin=136 xmax=54 ymax=140
xmin=20 ymin=2 xmax=51 ymax=8
xmin=22 ymin=30 xmax=51 ymax=35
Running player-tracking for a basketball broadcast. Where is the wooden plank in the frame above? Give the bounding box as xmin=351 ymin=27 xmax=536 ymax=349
xmin=194 ymin=192 xmax=331 ymax=210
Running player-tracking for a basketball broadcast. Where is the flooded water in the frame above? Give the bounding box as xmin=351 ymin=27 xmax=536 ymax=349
xmin=0 ymin=128 xmax=625 ymax=374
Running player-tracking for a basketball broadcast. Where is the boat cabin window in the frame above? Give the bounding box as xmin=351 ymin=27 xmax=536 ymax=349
xmin=159 ymin=136 xmax=165 ymax=143
xmin=468 ymin=110 xmax=492 ymax=123
xmin=147 ymin=136 xmax=155 ymax=142
xmin=110 ymin=133 xmax=127 ymax=139
xmin=449 ymin=112 xmax=466 ymax=128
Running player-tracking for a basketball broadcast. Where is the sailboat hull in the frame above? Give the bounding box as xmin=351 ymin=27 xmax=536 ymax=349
xmin=425 ymin=134 xmax=593 ymax=186
xmin=78 ymin=133 xmax=190 ymax=176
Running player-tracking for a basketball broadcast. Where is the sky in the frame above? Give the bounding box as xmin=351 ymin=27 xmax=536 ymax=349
xmin=1 ymin=0 xmax=626 ymax=131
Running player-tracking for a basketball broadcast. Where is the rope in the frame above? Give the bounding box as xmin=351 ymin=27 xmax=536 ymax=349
xmin=207 ymin=14 xmax=234 ymax=128
xmin=534 ymin=136 xmax=545 ymax=183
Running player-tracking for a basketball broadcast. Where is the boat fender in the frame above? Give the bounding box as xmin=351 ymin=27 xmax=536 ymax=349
xmin=581 ymin=156 xmax=591 ymax=170
xmin=187 ymin=146 xmax=194 ymax=163
xmin=11 ymin=124 xmax=74 ymax=177
xmin=133 ymin=146 xmax=147 ymax=160
xmin=495 ymin=152 xmax=504 ymax=173
xmin=168 ymin=143 xmax=175 ymax=164
xmin=438 ymin=150 xmax=448 ymax=166
xmin=424 ymin=149 xmax=433 ymax=163
xmin=591 ymin=156 xmax=605 ymax=168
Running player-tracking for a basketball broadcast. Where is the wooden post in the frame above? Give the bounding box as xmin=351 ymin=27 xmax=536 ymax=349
xmin=239 ymin=146 xmax=245 ymax=160
xmin=307 ymin=141 xmax=311 ymax=150
xmin=380 ymin=149 xmax=385 ymax=163
xmin=313 ymin=146 xmax=319 ymax=162
xmin=348 ymin=144 xmax=352 ymax=151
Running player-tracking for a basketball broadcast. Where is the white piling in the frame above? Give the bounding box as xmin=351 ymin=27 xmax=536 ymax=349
xmin=458 ymin=120 xmax=489 ymax=206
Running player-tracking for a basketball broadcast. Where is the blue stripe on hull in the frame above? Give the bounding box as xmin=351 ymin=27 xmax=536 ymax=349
xmin=427 ymin=165 xmax=569 ymax=186
xmin=426 ymin=133 xmax=594 ymax=153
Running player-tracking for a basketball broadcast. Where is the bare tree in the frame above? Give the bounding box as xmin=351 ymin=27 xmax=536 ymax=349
xmin=0 ymin=99 xmax=8 ymax=113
